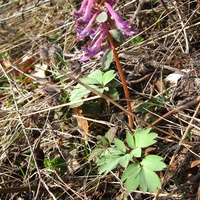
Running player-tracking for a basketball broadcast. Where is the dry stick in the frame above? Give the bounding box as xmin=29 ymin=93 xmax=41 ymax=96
xmin=0 ymin=186 xmax=46 ymax=194
xmin=152 ymin=98 xmax=200 ymax=200
xmin=150 ymin=95 xmax=200 ymax=127
xmin=106 ymin=31 xmax=133 ymax=129
xmin=130 ymin=0 xmax=145 ymax=24
xmin=0 ymin=64 xmax=56 ymax=200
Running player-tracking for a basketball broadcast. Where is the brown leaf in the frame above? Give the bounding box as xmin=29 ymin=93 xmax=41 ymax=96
xmin=189 ymin=159 xmax=200 ymax=169
xmin=73 ymin=108 xmax=89 ymax=141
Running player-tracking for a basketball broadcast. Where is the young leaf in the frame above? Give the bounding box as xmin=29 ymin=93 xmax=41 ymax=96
xmin=130 ymin=147 xmax=141 ymax=158
xmin=114 ymin=138 xmax=126 ymax=153
xmin=139 ymin=166 xmax=162 ymax=193
xmin=121 ymin=163 xmax=141 ymax=192
xmin=98 ymin=156 xmax=120 ymax=174
xmin=118 ymin=154 xmax=131 ymax=168
xmin=70 ymin=87 xmax=90 ymax=102
xmin=134 ymin=128 xmax=157 ymax=148
xmin=97 ymin=147 xmax=126 ymax=174
xmin=96 ymin=11 xmax=108 ymax=22
xmin=108 ymin=87 xmax=119 ymax=99
xmin=121 ymin=163 xmax=141 ymax=182
xmin=137 ymin=132 xmax=157 ymax=148
xmin=102 ymin=49 xmax=113 ymax=70
xmin=126 ymin=132 xmax=135 ymax=149
xmin=102 ymin=70 xmax=116 ymax=86
xmin=124 ymin=171 xmax=140 ymax=193
xmin=132 ymin=36 xmax=144 ymax=44
xmin=88 ymin=147 xmax=104 ymax=161
xmin=88 ymin=70 xmax=103 ymax=85
xmin=141 ymin=155 xmax=166 ymax=171
xmin=80 ymin=77 xmax=101 ymax=85
xmin=109 ymin=29 xmax=126 ymax=42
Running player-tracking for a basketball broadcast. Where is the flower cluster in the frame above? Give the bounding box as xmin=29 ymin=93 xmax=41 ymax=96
xmin=74 ymin=0 xmax=137 ymax=61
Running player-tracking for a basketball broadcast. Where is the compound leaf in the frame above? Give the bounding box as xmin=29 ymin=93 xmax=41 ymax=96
xmin=126 ymin=132 xmax=135 ymax=149
xmin=118 ymin=154 xmax=131 ymax=168
xmin=102 ymin=70 xmax=116 ymax=86
xmin=139 ymin=166 xmax=162 ymax=193
xmin=114 ymin=138 xmax=126 ymax=153
xmin=121 ymin=163 xmax=141 ymax=182
xmin=121 ymin=163 xmax=141 ymax=192
xmin=81 ymin=77 xmax=100 ymax=85
xmin=130 ymin=147 xmax=141 ymax=158
xmin=88 ymin=70 xmax=103 ymax=85
xmin=141 ymin=155 xmax=166 ymax=171
xmin=98 ymin=155 xmax=121 ymax=174
xmin=134 ymin=128 xmax=157 ymax=148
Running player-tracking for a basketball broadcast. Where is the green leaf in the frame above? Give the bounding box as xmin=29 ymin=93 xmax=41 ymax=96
xmin=141 ymin=155 xmax=166 ymax=171
xmin=121 ymin=163 xmax=141 ymax=182
xmin=102 ymin=49 xmax=113 ymax=69
xmin=80 ymin=77 xmax=101 ymax=85
xmin=139 ymin=166 xmax=162 ymax=193
xmin=96 ymin=11 xmax=108 ymax=22
xmin=124 ymin=171 xmax=140 ymax=193
xmin=70 ymin=87 xmax=90 ymax=102
xmin=130 ymin=147 xmax=141 ymax=158
xmin=108 ymin=87 xmax=119 ymax=99
xmin=136 ymin=102 xmax=151 ymax=112
xmin=109 ymin=29 xmax=126 ymax=42
xmin=114 ymin=138 xmax=126 ymax=153
xmin=102 ymin=70 xmax=116 ymax=86
xmin=118 ymin=154 xmax=131 ymax=168
xmin=134 ymin=128 xmax=157 ymax=148
xmin=132 ymin=36 xmax=144 ymax=44
xmin=121 ymin=163 xmax=141 ymax=192
xmin=88 ymin=147 xmax=104 ymax=161
xmin=56 ymin=52 xmax=66 ymax=66
xmin=126 ymin=132 xmax=135 ymax=149
xmin=98 ymin=156 xmax=120 ymax=174
xmin=97 ymin=147 xmax=126 ymax=174
xmin=88 ymin=70 xmax=103 ymax=85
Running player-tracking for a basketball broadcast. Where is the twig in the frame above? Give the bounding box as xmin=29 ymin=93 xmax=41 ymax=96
xmin=0 ymin=64 xmax=56 ymax=200
xmin=151 ymin=96 xmax=200 ymax=126
xmin=165 ymin=172 xmax=200 ymax=199
xmin=153 ymin=101 xmax=200 ymax=200
xmin=130 ymin=0 xmax=145 ymax=24
xmin=0 ymin=186 xmax=46 ymax=194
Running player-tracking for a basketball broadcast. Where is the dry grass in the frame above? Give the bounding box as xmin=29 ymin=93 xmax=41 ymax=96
xmin=0 ymin=0 xmax=200 ymax=199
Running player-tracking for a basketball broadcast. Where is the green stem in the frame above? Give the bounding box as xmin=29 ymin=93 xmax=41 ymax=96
xmin=106 ymin=31 xmax=133 ymax=129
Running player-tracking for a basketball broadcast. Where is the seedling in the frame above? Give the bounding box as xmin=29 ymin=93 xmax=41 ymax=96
xmin=70 ymin=69 xmax=118 ymax=107
xmin=90 ymin=128 xmax=166 ymax=193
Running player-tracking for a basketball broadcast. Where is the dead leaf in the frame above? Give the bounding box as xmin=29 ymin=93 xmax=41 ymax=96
xmin=73 ymin=108 xmax=89 ymax=141
xmin=188 ymin=159 xmax=200 ymax=169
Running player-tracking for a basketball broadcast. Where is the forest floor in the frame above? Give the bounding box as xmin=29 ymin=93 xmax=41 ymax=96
xmin=0 ymin=0 xmax=200 ymax=199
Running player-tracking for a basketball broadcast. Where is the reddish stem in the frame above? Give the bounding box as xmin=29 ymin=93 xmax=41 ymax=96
xmin=106 ymin=31 xmax=133 ymax=129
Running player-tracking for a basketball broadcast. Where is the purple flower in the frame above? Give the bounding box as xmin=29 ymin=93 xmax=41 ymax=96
xmin=80 ymin=28 xmax=109 ymax=61
xmin=73 ymin=0 xmax=88 ymax=16
xmin=104 ymin=2 xmax=137 ymax=36
xmin=76 ymin=0 xmax=96 ymax=24
xmin=76 ymin=13 xmax=98 ymax=41
xmin=74 ymin=0 xmax=137 ymax=62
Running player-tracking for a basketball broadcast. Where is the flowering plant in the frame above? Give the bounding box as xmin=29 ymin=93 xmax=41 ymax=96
xmin=74 ymin=0 xmax=137 ymax=61
xmin=73 ymin=0 xmax=137 ymax=129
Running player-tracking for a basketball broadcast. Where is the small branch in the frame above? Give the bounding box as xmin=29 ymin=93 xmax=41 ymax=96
xmin=106 ymin=31 xmax=133 ymax=129
xmin=151 ymin=96 xmax=200 ymax=127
